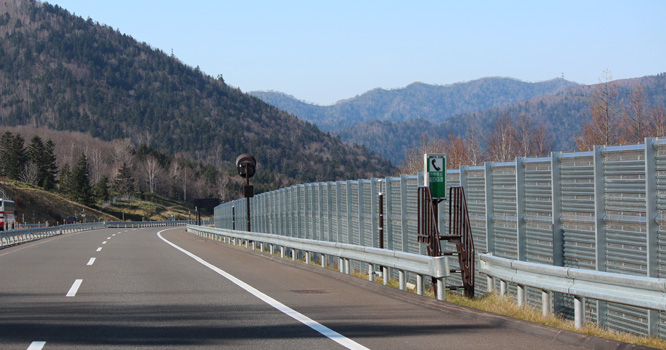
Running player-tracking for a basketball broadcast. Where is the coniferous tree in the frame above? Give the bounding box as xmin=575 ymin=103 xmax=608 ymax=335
xmin=5 ymin=133 xmax=27 ymax=180
xmin=94 ymin=175 xmax=110 ymax=202
xmin=112 ymin=162 xmax=135 ymax=197
xmin=42 ymin=140 xmax=59 ymax=190
xmin=70 ymin=153 xmax=93 ymax=206
xmin=0 ymin=131 xmax=14 ymax=177
xmin=27 ymin=135 xmax=46 ymax=186
xmin=58 ymin=163 xmax=72 ymax=196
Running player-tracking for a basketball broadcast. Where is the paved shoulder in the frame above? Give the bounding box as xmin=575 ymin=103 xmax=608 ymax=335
xmin=162 ymin=229 xmax=636 ymax=350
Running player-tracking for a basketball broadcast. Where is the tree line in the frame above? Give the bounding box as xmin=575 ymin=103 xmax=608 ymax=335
xmin=400 ymin=70 xmax=666 ymax=174
xmin=0 ymin=129 xmax=241 ymax=209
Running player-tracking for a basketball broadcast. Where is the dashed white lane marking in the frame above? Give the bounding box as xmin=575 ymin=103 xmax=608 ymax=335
xmin=66 ymin=279 xmax=83 ymax=297
xmin=157 ymin=229 xmax=369 ymax=350
xmin=102 ymin=241 xmax=107 ymax=244
xmin=112 ymin=234 xmax=116 ymax=237
xmin=27 ymin=341 xmax=46 ymax=350
xmin=87 ymin=257 xmax=96 ymax=266
xmin=96 ymin=247 xmax=102 ymax=252
xmin=107 ymin=237 xmax=111 ymax=239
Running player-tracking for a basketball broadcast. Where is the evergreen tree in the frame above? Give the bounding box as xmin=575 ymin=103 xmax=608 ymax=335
xmin=70 ymin=153 xmax=93 ymax=206
xmin=27 ymin=135 xmax=46 ymax=186
xmin=42 ymin=140 xmax=59 ymax=190
xmin=58 ymin=163 xmax=72 ymax=196
xmin=0 ymin=131 xmax=14 ymax=177
xmin=112 ymin=162 xmax=135 ymax=197
xmin=94 ymin=175 xmax=110 ymax=202
xmin=4 ymin=133 xmax=27 ymax=180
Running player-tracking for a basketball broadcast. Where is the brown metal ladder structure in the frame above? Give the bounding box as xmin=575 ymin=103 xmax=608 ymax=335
xmin=417 ymin=186 xmax=475 ymax=298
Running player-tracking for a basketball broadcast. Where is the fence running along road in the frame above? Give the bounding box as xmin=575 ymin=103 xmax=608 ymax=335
xmin=215 ymin=137 xmax=666 ymax=338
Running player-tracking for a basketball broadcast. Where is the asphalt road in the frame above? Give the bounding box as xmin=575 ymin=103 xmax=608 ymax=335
xmin=0 ymin=227 xmax=650 ymax=349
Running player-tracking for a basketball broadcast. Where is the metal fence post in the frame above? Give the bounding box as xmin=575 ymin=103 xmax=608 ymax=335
xmin=327 ymin=182 xmax=333 ymax=242
xmin=358 ymin=180 xmax=366 ymax=247
xmin=515 ymin=157 xmax=526 ymax=261
xmin=385 ymin=177 xmax=394 ymax=250
xmin=593 ymin=145 xmax=607 ymax=327
xmin=418 ymin=172 xmax=427 ymax=256
xmin=484 ymin=162 xmax=495 ymax=254
xmin=645 ymin=137 xmax=659 ymax=336
xmin=347 ymin=180 xmax=353 ymax=245
xmin=400 ymin=175 xmax=409 ymax=253
xmin=551 ymin=151 xmax=564 ymax=267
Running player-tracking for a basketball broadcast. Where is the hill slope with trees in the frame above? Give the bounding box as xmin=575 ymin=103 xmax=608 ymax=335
xmin=0 ymin=0 xmax=394 ymax=196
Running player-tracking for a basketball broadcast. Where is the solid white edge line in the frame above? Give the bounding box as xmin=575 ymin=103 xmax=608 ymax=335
xmin=66 ymin=279 xmax=83 ymax=297
xmin=27 ymin=341 xmax=46 ymax=350
xmin=157 ymin=229 xmax=369 ymax=350
xmin=87 ymin=257 xmax=96 ymax=266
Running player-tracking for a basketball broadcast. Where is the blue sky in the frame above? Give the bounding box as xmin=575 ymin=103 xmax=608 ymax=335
xmin=47 ymin=0 xmax=666 ymax=105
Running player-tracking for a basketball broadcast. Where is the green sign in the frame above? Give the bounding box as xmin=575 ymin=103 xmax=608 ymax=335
xmin=424 ymin=153 xmax=446 ymax=199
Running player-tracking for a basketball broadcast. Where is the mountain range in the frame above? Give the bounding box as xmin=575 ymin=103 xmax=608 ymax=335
xmin=251 ymin=75 xmax=666 ymax=165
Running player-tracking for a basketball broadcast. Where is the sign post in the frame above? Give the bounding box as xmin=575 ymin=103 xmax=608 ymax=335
xmin=424 ymin=153 xmax=446 ymax=200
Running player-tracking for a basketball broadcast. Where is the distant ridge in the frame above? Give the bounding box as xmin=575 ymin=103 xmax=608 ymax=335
xmin=250 ymin=77 xmax=579 ymax=131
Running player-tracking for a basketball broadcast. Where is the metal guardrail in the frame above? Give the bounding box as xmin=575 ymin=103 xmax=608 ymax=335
xmin=479 ymin=253 xmax=666 ymax=329
xmin=187 ymin=225 xmax=451 ymax=301
xmin=214 ymin=137 xmax=666 ymax=338
xmin=0 ymin=220 xmax=203 ymax=248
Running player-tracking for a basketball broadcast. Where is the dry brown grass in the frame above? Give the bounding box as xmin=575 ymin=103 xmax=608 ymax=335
xmin=0 ymin=178 xmax=118 ymax=224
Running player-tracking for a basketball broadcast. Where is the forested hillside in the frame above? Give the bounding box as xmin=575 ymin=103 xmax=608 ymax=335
xmin=250 ymin=78 xmax=579 ymax=131
xmin=0 ymin=0 xmax=394 ymax=197
xmin=329 ymin=74 xmax=666 ymax=165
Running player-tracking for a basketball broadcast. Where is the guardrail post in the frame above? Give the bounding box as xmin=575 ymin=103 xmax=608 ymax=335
xmin=321 ymin=254 xmax=327 ymax=268
xmin=500 ymin=279 xmax=507 ymax=296
xmin=574 ymin=296 xmax=585 ymax=329
xmin=368 ymin=263 xmax=375 ymax=281
xmin=280 ymin=246 xmax=285 ymax=258
xmin=382 ymin=266 xmax=388 ymax=286
xmin=291 ymin=248 xmax=296 ymax=261
xmin=542 ymin=290 xmax=551 ymax=316
xmin=517 ymin=284 xmax=525 ymax=307
xmin=344 ymin=258 xmax=350 ymax=275
xmin=487 ymin=276 xmax=494 ymax=293
xmin=270 ymin=244 xmax=274 ymax=255
xmin=436 ymin=278 xmax=445 ymax=301
xmin=399 ymin=270 xmax=406 ymax=290
xmin=305 ymin=251 xmax=310 ymax=264
xmin=416 ymin=274 xmax=424 ymax=295
xmin=339 ymin=257 xmax=344 ymax=273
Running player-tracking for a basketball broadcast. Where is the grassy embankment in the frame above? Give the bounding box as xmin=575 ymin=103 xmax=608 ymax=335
xmin=0 ymin=178 xmax=210 ymax=224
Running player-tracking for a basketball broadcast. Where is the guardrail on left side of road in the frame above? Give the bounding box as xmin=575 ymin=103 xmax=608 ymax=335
xmin=0 ymin=220 xmax=205 ymax=248
xmin=187 ymin=225 xmax=450 ymax=301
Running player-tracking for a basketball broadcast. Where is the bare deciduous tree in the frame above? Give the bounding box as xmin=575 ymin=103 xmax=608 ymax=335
xmin=19 ymin=161 xmax=39 ymax=185
xmin=576 ymin=69 xmax=623 ymax=150
xmin=142 ymin=156 xmax=160 ymax=194
xmin=486 ymin=113 xmax=517 ymax=162
xmin=621 ymin=83 xmax=650 ymax=144
xmin=651 ymin=104 xmax=666 ymax=138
